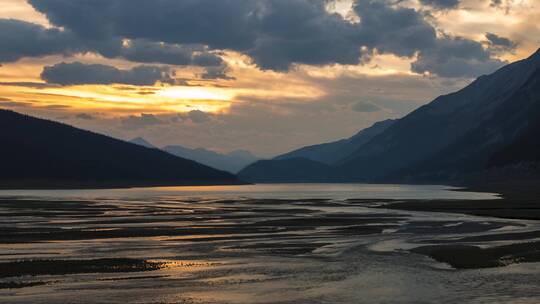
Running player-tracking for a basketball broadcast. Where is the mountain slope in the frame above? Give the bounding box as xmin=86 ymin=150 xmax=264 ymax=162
xmin=238 ymin=158 xmax=334 ymax=183
xmin=487 ymin=68 xmax=540 ymax=167
xmin=397 ymin=66 xmax=540 ymax=181
xmin=163 ymin=145 xmax=258 ymax=173
xmin=0 ymin=110 xmax=240 ymax=188
xmin=129 ymin=137 xmax=157 ymax=149
xmin=338 ymin=48 xmax=540 ymax=181
xmin=275 ymin=119 xmax=395 ymax=164
xmin=239 ymin=48 xmax=540 ymax=183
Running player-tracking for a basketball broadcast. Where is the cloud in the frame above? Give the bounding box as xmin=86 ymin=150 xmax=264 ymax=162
xmin=0 ymin=18 xmax=223 ymax=67
xmin=187 ymin=110 xmax=211 ymax=123
xmin=419 ymin=0 xmax=460 ymax=10
xmin=0 ymin=18 xmax=86 ymax=63
xmin=28 ymin=0 xmax=259 ymax=48
xmin=24 ymin=0 xmax=505 ymax=77
xmin=351 ymin=101 xmax=382 ymax=112
xmin=485 ymin=32 xmax=517 ymax=52
xmin=200 ymin=64 xmax=234 ymax=80
xmin=352 ymin=1 xmax=439 ymax=57
xmin=29 ymin=0 xmax=365 ymax=71
xmin=0 ymin=97 xmax=29 ymax=108
xmin=0 ymin=81 xmax=60 ymax=88
xmin=41 ymin=62 xmax=175 ymax=85
xmin=75 ymin=113 xmax=94 ymax=120
xmin=109 ymin=39 xmax=224 ymax=67
xmin=411 ymin=36 xmax=506 ymax=77
xmin=120 ymin=113 xmax=165 ymax=129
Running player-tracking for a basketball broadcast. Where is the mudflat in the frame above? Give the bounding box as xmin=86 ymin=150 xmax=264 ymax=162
xmin=0 ymin=185 xmax=539 ymax=303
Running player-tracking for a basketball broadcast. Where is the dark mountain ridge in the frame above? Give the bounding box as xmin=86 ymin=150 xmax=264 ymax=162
xmin=0 ymin=110 xmax=241 ymax=188
xmin=275 ymin=119 xmax=396 ymax=165
xmin=338 ymin=48 xmax=540 ymax=181
xmin=239 ymin=48 xmax=540 ymax=183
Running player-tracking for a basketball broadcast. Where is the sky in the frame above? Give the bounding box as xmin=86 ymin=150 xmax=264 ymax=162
xmin=0 ymin=0 xmax=538 ymax=157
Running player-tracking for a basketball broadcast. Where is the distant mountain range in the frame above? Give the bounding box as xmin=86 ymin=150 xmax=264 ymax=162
xmin=129 ymin=138 xmax=258 ymax=173
xmin=239 ymin=48 xmax=540 ymax=183
xmin=129 ymin=137 xmax=156 ymax=149
xmin=274 ymin=119 xmax=396 ymax=165
xmin=239 ymin=119 xmax=395 ymax=182
xmin=0 ymin=110 xmax=240 ymax=189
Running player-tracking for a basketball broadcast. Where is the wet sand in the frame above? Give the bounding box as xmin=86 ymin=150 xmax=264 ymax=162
xmin=1 ymin=186 xmax=540 ymax=303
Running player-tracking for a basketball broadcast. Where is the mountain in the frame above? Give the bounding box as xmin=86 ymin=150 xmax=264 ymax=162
xmin=339 ymin=48 xmax=540 ymax=182
xmin=238 ymin=158 xmax=334 ymax=183
xmin=240 ymin=48 xmax=540 ymax=183
xmin=0 ymin=110 xmax=241 ymax=188
xmin=238 ymin=119 xmax=395 ymax=182
xmin=487 ymin=68 xmax=540 ymax=168
xmin=163 ymin=145 xmax=258 ymax=173
xmin=129 ymin=137 xmax=156 ymax=149
xmin=275 ymin=119 xmax=396 ymax=164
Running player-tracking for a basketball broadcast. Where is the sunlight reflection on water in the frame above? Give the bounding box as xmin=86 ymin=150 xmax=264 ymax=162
xmin=0 ymin=183 xmax=499 ymax=200
xmin=3 ymin=184 xmax=537 ymax=304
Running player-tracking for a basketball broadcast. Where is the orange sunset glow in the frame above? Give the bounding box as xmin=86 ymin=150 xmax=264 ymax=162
xmin=0 ymin=0 xmax=538 ymax=156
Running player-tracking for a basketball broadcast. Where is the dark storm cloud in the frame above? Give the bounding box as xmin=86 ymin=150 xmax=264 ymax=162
xmin=109 ymin=39 xmax=224 ymax=67
xmin=411 ymin=36 xmax=505 ymax=78
xmin=28 ymin=0 xmax=259 ymax=49
xmin=29 ymin=0 xmax=364 ymax=71
xmin=245 ymin=0 xmax=366 ymax=70
xmin=485 ymin=32 xmax=517 ymax=50
xmin=120 ymin=113 xmax=165 ymax=129
xmin=419 ymin=0 xmax=460 ymax=10
xmin=352 ymin=1 xmax=438 ymax=57
xmin=0 ymin=19 xmax=86 ymax=63
xmin=490 ymin=0 xmax=502 ymax=7
xmin=0 ymin=18 xmax=223 ymax=68
xmin=41 ymin=62 xmax=174 ymax=86
xmin=24 ymin=0 xmax=504 ymax=77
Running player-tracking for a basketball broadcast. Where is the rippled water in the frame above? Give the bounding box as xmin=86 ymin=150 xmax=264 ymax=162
xmin=1 ymin=184 xmax=539 ymax=304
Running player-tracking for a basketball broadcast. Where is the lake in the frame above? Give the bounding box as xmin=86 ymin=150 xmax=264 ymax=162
xmin=1 ymin=184 xmax=539 ymax=304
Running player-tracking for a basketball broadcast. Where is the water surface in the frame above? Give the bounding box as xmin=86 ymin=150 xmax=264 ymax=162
xmin=1 ymin=184 xmax=539 ymax=304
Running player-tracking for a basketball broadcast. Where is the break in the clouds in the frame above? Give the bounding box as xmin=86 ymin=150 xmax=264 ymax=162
xmin=41 ymin=62 xmax=174 ymax=86
xmin=24 ymin=0 xmax=505 ymax=78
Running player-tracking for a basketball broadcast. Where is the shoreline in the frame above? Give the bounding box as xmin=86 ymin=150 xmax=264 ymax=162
xmin=0 ymin=179 xmax=249 ymax=190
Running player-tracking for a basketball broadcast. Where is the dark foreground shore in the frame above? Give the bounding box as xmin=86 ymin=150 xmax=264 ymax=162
xmin=382 ymin=180 xmax=540 ymax=220
xmin=375 ymin=181 xmax=540 ymax=269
